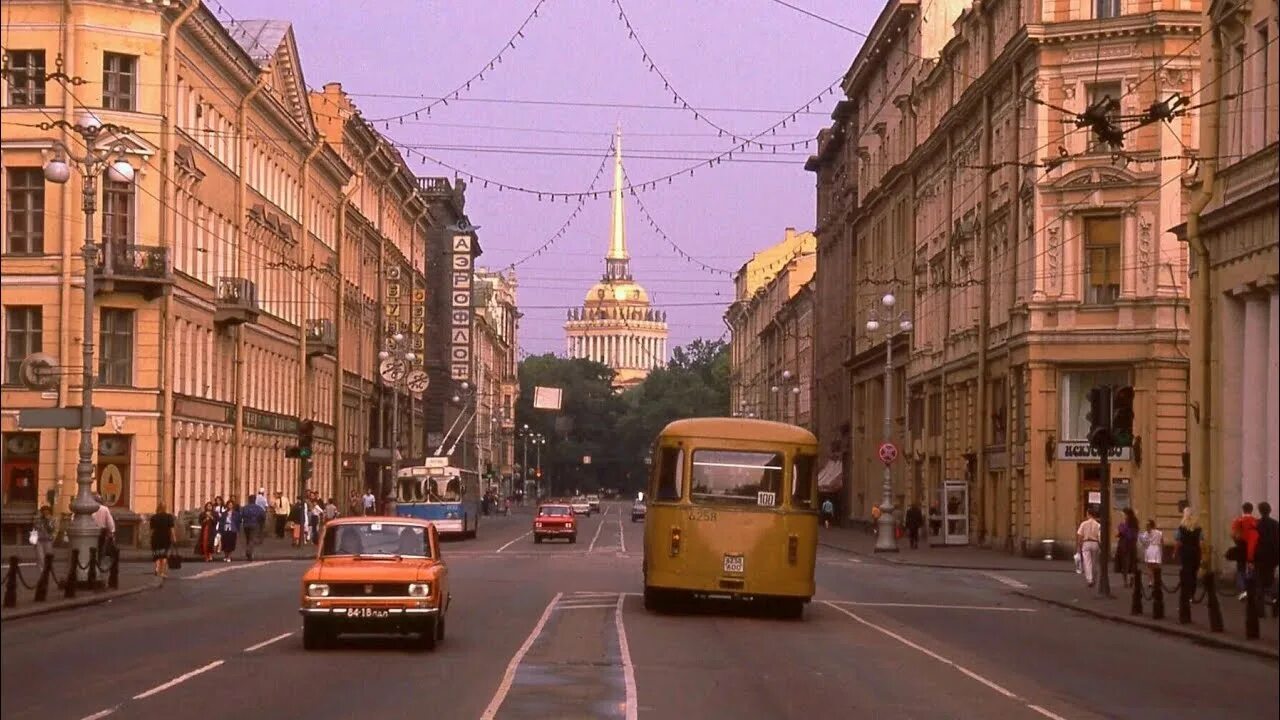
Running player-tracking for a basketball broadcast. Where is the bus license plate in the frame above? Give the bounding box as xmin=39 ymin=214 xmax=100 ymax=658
xmin=347 ymin=607 xmax=390 ymax=619
xmin=723 ymin=555 xmax=744 ymax=574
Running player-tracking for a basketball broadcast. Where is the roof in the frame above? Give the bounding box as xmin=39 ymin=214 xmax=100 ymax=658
xmin=659 ymin=417 xmax=818 ymax=445
xmin=224 ymin=19 xmax=290 ymax=65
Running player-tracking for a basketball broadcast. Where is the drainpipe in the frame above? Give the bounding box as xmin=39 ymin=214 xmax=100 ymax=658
xmin=54 ymin=0 xmax=76 ymax=520
xmin=158 ymin=0 xmax=200 ymax=513
xmin=298 ymin=141 xmax=323 ymax=495
xmin=1009 ymin=60 xmax=1023 ymax=551
xmin=334 ymin=173 xmax=360 ymax=501
xmin=975 ymin=91 xmax=992 ymax=546
xmin=232 ymin=69 xmax=270 ymax=502
xmin=1186 ymin=13 xmax=1221 ymax=569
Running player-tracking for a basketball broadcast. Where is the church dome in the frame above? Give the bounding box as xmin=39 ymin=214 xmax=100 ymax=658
xmin=585 ymin=280 xmax=650 ymax=305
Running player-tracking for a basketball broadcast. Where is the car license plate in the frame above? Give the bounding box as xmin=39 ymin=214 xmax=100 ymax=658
xmin=723 ymin=555 xmax=744 ymax=574
xmin=347 ymin=607 xmax=390 ymax=619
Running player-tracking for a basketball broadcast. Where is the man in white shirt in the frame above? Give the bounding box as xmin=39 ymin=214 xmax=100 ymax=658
xmin=91 ymin=494 xmax=117 ymax=560
xmin=1077 ymin=509 xmax=1102 ymax=587
xmin=363 ymin=489 xmax=376 ymax=516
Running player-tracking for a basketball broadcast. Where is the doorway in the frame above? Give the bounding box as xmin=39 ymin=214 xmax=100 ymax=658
xmin=1079 ymin=465 xmax=1103 ymax=520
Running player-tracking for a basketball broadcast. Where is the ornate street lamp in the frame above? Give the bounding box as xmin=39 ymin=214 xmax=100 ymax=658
xmin=866 ymin=291 xmax=913 ymax=553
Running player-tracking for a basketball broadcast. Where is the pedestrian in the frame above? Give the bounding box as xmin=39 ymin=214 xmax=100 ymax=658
xmin=928 ymin=503 xmax=942 ymax=538
xmin=273 ymin=491 xmax=289 ymax=539
xmin=289 ymin=496 xmax=305 ymax=547
xmin=1229 ymin=502 xmax=1259 ymax=600
xmin=197 ymin=502 xmax=217 ymax=561
xmin=348 ymin=491 xmax=361 ymax=517
xmin=32 ymin=504 xmax=56 ymax=571
xmin=363 ymin=487 xmax=376 ymax=516
xmin=309 ymin=499 xmax=324 ymax=544
xmin=1139 ymin=518 xmax=1163 ymax=588
xmin=150 ymin=502 xmax=177 ymax=578
xmin=240 ymin=494 xmax=266 ymax=561
xmin=255 ymin=487 xmax=269 ymax=512
xmin=905 ymin=503 xmax=924 ymax=549
xmin=1254 ymin=501 xmax=1278 ymax=613
xmin=870 ymin=504 xmax=882 ymax=536
xmin=218 ymin=500 xmax=241 ymax=562
xmin=325 ymin=497 xmax=339 ymax=522
xmin=1174 ymin=507 xmax=1202 ymax=623
xmin=91 ymin=493 xmax=116 ymax=563
xmin=820 ymin=497 xmax=835 ymax=529
xmin=1076 ymin=508 xmax=1102 ymax=587
xmin=1116 ymin=508 xmax=1139 ymax=577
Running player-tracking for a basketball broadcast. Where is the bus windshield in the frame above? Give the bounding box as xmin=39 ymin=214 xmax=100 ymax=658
xmin=690 ymin=449 xmax=784 ymax=506
xmin=396 ymin=475 xmax=463 ymax=503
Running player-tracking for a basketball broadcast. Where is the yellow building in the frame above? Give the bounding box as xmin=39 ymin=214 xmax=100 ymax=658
xmin=473 ymin=268 xmax=520 ymax=492
xmin=564 ymin=130 xmax=668 ymax=389
xmin=808 ymin=0 xmax=1200 ymax=550
xmin=0 ymin=2 xmax=444 ymax=541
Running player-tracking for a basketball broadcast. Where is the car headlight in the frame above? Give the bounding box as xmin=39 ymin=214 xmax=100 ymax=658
xmin=408 ymin=583 xmax=431 ymax=598
xmin=306 ymin=583 xmax=330 ymax=597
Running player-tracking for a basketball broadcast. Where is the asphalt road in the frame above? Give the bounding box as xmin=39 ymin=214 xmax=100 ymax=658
xmin=2 ymin=501 xmax=1275 ymax=720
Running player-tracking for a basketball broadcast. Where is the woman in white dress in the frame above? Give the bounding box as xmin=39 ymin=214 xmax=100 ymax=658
xmin=1140 ymin=518 xmax=1164 ymax=587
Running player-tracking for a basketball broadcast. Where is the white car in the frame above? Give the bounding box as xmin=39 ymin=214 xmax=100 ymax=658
xmin=570 ymin=497 xmax=591 ymax=515
xmin=586 ymin=494 xmax=601 ymax=513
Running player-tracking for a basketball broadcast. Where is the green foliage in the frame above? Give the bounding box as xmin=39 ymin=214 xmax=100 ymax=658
xmin=515 ymin=339 xmax=730 ymax=495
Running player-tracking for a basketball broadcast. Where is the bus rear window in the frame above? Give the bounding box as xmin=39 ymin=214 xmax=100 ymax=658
xmin=653 ymin=447 xmax=684 ymax=501
xmin=691 ymin=450 xmax=784 ymax=506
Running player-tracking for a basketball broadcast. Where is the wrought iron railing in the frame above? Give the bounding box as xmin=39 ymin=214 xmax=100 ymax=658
xmin=216 ymin=276 xmax=259 ymax=312
xmin=96 ymin=243 xmax=171 ymax=280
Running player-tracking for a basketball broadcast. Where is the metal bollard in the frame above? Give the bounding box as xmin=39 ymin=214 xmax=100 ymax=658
xmin=34 ymin=555 xmax=53 ymax=602
xmin=1131 ymin=566 xmax=1144 ymax=615
xmin=1178 ymin=566 xmax=1193 ymax=624
xmin=64 ymin=550 xmax=78 ymax=599
xmin=1203 ymin=570 xmax=1224 ymax=632
xmin=1151 ymin=567 xmax=1165 ymax=620
xmin=3 ymin=556 xmax=18 ymax=608
xmin=1245 ymin=574 xmax=1259 ymax=640
xmin=86 ymin=548 xmax=99 ymax=589
xmin=107 ymin=548 xmax=119 ymax=590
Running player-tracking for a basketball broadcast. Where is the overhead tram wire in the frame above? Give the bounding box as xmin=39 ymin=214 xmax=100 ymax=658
xmin=619 ymin=167 xmax=733 ymax=276
xmin=504 ymin=140 xmax=615 ymax=272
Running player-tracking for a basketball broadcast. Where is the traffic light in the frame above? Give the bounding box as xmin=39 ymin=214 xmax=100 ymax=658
xmin=1086 ymin=386 xmax=1113 ymax=448
xmin=1111 ymin=385 xmax=1135 ymax=448
xmin=298 ymin=420 xmax=315 ymax=459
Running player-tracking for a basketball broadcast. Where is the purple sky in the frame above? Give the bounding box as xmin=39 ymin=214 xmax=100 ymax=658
xmin=219 ymin=0 xmax=880 ymax=357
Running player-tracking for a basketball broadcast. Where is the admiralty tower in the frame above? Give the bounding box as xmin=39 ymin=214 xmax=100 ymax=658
xmin=564 ymin=129 xmax=669 ymax=389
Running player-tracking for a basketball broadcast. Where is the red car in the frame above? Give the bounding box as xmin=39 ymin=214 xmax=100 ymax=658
xmin=533 ymin=504 xmax=577 ymax=543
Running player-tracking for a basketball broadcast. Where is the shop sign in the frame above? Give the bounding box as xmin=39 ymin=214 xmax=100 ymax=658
xmin=1056 ymin=442 xmax=1132 ymax=462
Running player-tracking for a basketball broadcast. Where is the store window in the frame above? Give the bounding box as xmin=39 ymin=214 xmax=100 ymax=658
xmin=2 ymin=432 xmax=41 ymax=506
xmin=1060 ymin=369 xmax=1130 ymax=440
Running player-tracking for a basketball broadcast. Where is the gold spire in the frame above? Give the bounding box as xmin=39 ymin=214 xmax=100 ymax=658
xmin=607 ymin=124 xmax=628 ymax=261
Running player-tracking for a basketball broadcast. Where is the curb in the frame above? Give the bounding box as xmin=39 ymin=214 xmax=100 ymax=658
xmin=1013 ymin=590 xmax=1280 ymax=661
xmin=0 ymin=576 xmax=164 ymax=622
xmin=818 ymin=541 xmax=1074 ymax=573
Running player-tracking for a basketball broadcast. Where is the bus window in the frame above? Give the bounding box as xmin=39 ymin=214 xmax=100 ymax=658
xmin=792 ymin=454 xmax=816 ymax=509
xmin=691 ymin=450 xmax=784 ymax=506
xmin=653 ymin=447 xmax=684 ymax=501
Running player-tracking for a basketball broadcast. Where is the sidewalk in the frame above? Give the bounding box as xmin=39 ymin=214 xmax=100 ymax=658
xmin=1 ymin=531 xmax=320 ymax=566
xmin=1013 ymin=567 xmax=1279 ymax=660
xmin=1 ymin=561 xmax=162 ymax=622
xmin=819 ymin=524 xmax=1074 ymax=572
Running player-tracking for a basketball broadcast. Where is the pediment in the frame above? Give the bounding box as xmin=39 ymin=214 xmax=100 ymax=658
xmin=1043 ymin=164 xmax=1143 ymax=190
xmin=93 ymin=128 xmax=158 ymax=159
xmin=225 ymin=20 xmax=315 ymax=137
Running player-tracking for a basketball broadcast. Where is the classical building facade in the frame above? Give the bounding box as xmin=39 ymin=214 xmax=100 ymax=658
xmin=0 ymin=2 xmax=476 ymax=541
xmin=1181 ymin=0 xmax=1279 ymax=556
xmin=808 ymin=0 xmax=1200 ymax=551
xmin=726 ymin=228 xmax=816 ymax=423
xmin=564 ymin=132 xmax=668 ymax=388
xmin=473 ymin=268 xmax=519 ymax=495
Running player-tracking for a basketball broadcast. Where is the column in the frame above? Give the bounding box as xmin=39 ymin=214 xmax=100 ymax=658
xmin=1269 ymin=289 xmax=1280 ymax=509
xmin=1241 ymin=295 xmax=1269 ymax=506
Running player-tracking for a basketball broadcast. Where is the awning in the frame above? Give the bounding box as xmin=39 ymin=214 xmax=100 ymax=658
xmin=817 ymin=459 xmax=844 ymax=493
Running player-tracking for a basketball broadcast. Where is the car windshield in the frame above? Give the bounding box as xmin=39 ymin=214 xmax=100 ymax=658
xmin=321 ymin=522 xmax=432 ymax=558
xmin=539 ymin=506 xmax=571 ymax=517
xmin=691 ymin=449 xmax=785 ymax=506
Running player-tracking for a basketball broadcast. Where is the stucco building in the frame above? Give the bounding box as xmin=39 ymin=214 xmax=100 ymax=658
xmin=808 ymin=0 xmax=1200 ymax=551
xmin=473 ymin=268 xmax=520 ymax=495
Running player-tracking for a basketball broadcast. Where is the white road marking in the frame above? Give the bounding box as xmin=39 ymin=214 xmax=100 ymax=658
xmin=480 ymin=592 xmax=563 ymax=720
xmin=556 ymin=603 xmax=617 ymax=610
xmin=614 ymin=594 xmax=639 ymax=720
xmin=824 ymin=602 xmax=1057 ymax=717
xmin=243 ymin=632 xmax=293 ymax=652
xmin=182 ymin=560 xmax=284 ymax=580
xmin=131 ymin=660 xmax=225 ymax=700
xmin=617 ymin=519 xmax=626 ymax=553
xmin=572 ymin=591 xmax=618 ymax=596
xmin=985 ymin=572 xmax=1030 ymax=589
xmin=79 ymin=708 xmax=118 ymax=720
xmin=496 ymin=531 xmax=531 ymax=553
xmin=826 ymin=601 xmax=1035 ymax=613
xmin=849 ymin=557 xmax=863 ymax=563
xmin=587 ymin=513 xmax=608 ymax=552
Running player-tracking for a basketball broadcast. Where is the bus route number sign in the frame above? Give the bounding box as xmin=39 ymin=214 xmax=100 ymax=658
xmin=878 ymin=442 xmax=899 ymax=466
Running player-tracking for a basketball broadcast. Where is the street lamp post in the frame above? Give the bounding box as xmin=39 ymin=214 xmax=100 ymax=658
xmin=520 ymin=423 xmax=530 ymax=501
xmin=532 ymin=433 xmax=545 ymax=498
xmin=770 ymin=370 xmax=802 ymax=424
xmin=42 ymin=113 xmax=137 ymax=582
xmin=866 ymin=292 xmax=913 ymax=553
xmin=379 ymin=333 xmax=416 ymax=501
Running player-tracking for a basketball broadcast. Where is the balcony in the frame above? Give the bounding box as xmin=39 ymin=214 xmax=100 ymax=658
xmin=94 ymin=243 xmax=173 ymax=300
xmin=306 ymin=318 xmax=337 ymax=357
xmin=214 ymin=277 xmax=260 ymax=326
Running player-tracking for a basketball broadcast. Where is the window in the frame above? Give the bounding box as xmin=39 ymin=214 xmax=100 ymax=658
xmin=652 ymin=446 xmax=684 ymax=502
xmin=98 ymin=308 xmax=134 ymax=386
xmin=5 ymin=168 xmax=44 ymax=254
xmin=2 ymin=432 xmax=41 ymax=505
xmin=792 ymin=454 xmax=815 ymax=509
xmin=102 ymin=179 xmax=134 ymax=246
xmin=1085 ymin=82 xmax=1121 ymax=153
xmin=1257 ymin=26 xmax=1271 ymax=150
xmin=927 ymin=393 xmax=942 ymax=436
xmin=102 ymin=52 xmax=137 ymax=111
xmin=6 ymin=50 xmax=46 ymax=106
xmin=1060 ymin=369 xmax=1130 ymax=440
xmin=1095 ymin=0 xmax=1120 ymax=19
xmin=1084 ymin=216 xmax=1121 ymax=304
xmin=4 ymin=307 xmax=42 ymax=384
xmin=690 ymin=449 xmax=784 ymax=507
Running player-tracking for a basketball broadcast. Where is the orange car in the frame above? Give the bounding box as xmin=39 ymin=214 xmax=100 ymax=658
xmin=533 ymin=504 xmax=577 ymax=543
xmin=298 ymin=517 xmax=450 ymax=651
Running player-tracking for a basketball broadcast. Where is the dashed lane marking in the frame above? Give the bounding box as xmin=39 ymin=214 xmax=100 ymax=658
xmin=243 ymin=632 xmax=294 ymax=652
xmin=182 ymin=560 xmax=285 ymax=580
xmin=555 ymin=603 xmax=617 ymax=610
xmin=79 ymin=708 xmax=118 ymax=720
xmin=984 ymin=572 xmax=1030 ymax=589
xmin=826 ymin=600 xmax=1036 ymax=613
xmin=824 ymin=601 xmax=1068 ymax=720
xmin=587 ymin=512 xmax=609 ymax=552
xmin=615 ymin=593 xmax=639 ymax=720
xmin=618 ymin=518 xmax=626 ymax=554
xmin=479 ymin=592 xmax=563 ymax=720
xmin=496 ymin=531 xmax=532 ymax=553
xmin=131 ymin=660 xmax=225 ymax=700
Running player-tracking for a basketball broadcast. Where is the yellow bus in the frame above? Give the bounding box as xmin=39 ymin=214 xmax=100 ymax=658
xmin=641 ymin=417 xmax=819 ymax=618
